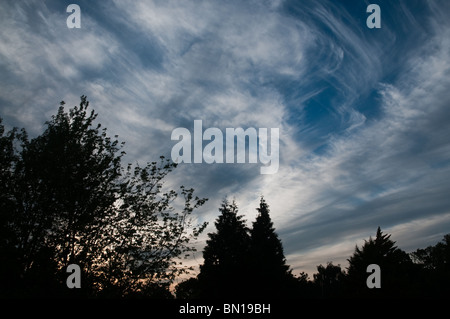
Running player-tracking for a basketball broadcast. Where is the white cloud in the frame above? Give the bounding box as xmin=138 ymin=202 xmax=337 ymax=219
xmin=247 ymin=5 xmax=450 ymax=275
xmin=1 ymin=0 xmax=450 ymax=279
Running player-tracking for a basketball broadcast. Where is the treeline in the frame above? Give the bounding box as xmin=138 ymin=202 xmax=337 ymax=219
xmin=176 ymin=200 xmax=450 ymax=299
xmin=1 ymin=96 xmax=449 ymax=298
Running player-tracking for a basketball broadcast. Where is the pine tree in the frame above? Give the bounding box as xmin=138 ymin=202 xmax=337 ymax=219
xmin=249 ymin=197 xmax=293 ymax=297
xmin=197 ymin=199 xmax=251 ymax=298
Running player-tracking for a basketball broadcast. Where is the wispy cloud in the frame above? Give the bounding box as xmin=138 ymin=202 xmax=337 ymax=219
xmin=256 ymin=0 xmax=450 ymax=272
xmin=1 ymin=0 xmax=450 ymax=276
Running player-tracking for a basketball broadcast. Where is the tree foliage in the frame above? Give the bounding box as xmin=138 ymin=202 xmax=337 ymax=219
xmin=197 ymin=199 xmax=251 ymax=298
xmin=179 ymin=223 xmax=450 ymax=299
xmin=94 ymin=160 xmax=207 ymax=297
xmin=2 ymin=97 xmax=450 ymax=299
xmin=250 ymin=197 xmax=289 ymax=275
xmin=0 ymin=96 xmax=207 ymax=297
xmin=346 ymin=227 xmax=415 ymax=297
xmin=249 ymin=197 xmax=295 ymax=298
xmin=313 ymin=262 xmax=345 ymax=298
xmin=411 ymin=234 xmax=450 ymax=271
xmin=410 ymin=234 xmax=450 ymax=296
xmin=196 ymin=197 xmax=298 ymax=299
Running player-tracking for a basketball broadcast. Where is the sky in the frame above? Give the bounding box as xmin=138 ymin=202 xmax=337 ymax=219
xmin=1 ymin=0 xmax=450 ymax=278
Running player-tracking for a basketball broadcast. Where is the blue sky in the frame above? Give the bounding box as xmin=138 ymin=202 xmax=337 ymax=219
xmin=1 ymin=0 xmax=450 ymax=277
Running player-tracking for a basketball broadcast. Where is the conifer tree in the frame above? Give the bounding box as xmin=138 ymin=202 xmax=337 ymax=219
xmin=197 ymin=199 xmax=251 ymax=298
xmin=249 ymin=197 xmax=293 ymax=297
xmin=346 ymin=227 xmax=413 ymax=297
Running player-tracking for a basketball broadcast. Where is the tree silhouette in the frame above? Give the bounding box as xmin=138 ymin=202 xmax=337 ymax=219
xmin=197 ymin=199 xmax=251 ymax=299
xmin=249 ymin=197 xmax=294 ymax=298
xmin=4 ymin=98 xmax=450 ymax=299
xmin=410 ymin=234 xmax=450 ymax=297
xmin=346 ymin=227 xmax=414 ymax=297
xmin=175 ymin=277 xmax=201 ymax=299
xmin=0 ymin=119 xmax=29 ymax=294
xmin=95 ymin=160 xmax=207 ymax=297
xmin=0 ymin=96 xmax=207 ymax=297
xmin=313 ymin=262 xmax=345 ymax=298
xmin=411 ymin=234 xmax=450 ymax=271
xmin=1 ymin=98 xmax=123 ymax=296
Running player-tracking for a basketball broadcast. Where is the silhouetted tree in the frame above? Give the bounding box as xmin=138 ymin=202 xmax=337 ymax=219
xmin=313 ymin=262 xmax=345 ymax=298
xmin=248 ymin=197 xmax=294 ymax=298
xmin=410 ymin=234 xmax=450 ymax=297
xmin=346 ymin=227 xmax=415 ymax=297
xmin=0 ymin=96 xmax=207 ymax=297
xmin=93 ymin=159 xmax=207 ymax=297
xmin=197 ymin=200 xmax=251 ymax=298
xmin=1 ymin=98 xmax=123 ymax=296
xmin=175 ymin=277 xmax=201 ymax=299
xmin=411 ymin=234 xmax=450 ymax=271
xmin=0 ymin=120 xmax=29 ymax=295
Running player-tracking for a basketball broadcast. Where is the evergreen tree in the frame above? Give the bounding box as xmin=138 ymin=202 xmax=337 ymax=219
xmin=197 ymin=199 xmax=251 ymax=299
xmin=249 ymin=197 xmax=293 ymax=297
xmin=346 ymin=227 xmax=414 ymax=297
